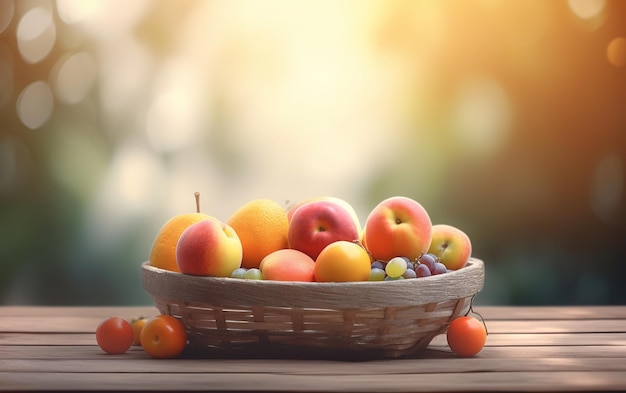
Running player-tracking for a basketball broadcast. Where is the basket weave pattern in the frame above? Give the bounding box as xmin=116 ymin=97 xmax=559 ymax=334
xmin=142 ymin=258 xmax=484 ymax=358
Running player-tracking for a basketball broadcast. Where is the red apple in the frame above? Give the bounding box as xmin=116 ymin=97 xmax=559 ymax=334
xmin=364 ymin=196 xmax=432 ymax=261
xmin=288 ymin=200 xmax=361 ymax=260
xmin=176 ymin=219 xmax=243 ymax=277
xmin=287 ymin=196 xmax=361 ymax=229
xmin=428 ymin=224 xmax=472 ymax=270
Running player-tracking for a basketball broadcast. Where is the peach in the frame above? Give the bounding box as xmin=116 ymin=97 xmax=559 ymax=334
xmin=176 ymin=219 xmax=243 ymax=277
xmin=288 ymin=200 xmax=361 ymax=260
xmin=259 ymin=249 xmax=315 ymax=282
xmin=364 ymin=196 xmax=432 ymax=261
xmin=428 ymin=224 xmax=472 ymax=270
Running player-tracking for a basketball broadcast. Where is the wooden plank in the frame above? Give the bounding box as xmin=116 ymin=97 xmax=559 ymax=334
xmin=0 ymin=306 xmax=158 ymax=318
xmin=2 ymin=371 xmax=626 ymax=392
xmin=3 ymin=316 xmax=625 ymax=334
xmin=3 ymin=344 xmax=625 ymax=361
xmin=429 ymin=332 xmax=626 ymax=347
xmin=475 ymin=306 xmax=626 ymax=320
xmin=3 ymin=331 xmax=624 ymax=347
xmin=3 ymin=356 xmax=626 ymax=374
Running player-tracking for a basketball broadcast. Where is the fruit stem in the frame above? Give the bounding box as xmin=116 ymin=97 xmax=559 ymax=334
xmin=466 ymin=294 xmax=489 ymax=335
xmin=194 ymin=192 xmax=201 ymax=213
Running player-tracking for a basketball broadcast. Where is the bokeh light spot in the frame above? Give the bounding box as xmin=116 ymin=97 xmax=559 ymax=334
xmin=0 ymin=0 xmax=15 ymax=34
xmin=607 ymin=37 xmax=626 ymax=68
xmin=17 ymin=81 xmax=54 ymax=129
xmin=453 ymin=76 xmax=512 ymax=157
xmin=590 ymin=154 xmax=624 ymax=225
xmin=567 ymin=0 xmax=606 ymax=19
xmin=53 ymin=51 xmax=97 ymax=104
xmin=16 ymin=6 xmax=56 ymax=64
xmin=56 ymin=0 xmax=101 ymax=24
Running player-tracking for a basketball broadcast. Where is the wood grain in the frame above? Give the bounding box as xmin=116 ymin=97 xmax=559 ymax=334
xmin=1 ymin=305 xmax=625 ymax=392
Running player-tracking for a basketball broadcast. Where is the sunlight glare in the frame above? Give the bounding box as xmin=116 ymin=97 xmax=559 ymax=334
xmin=453 ymin=76 xmax=512 ymax=157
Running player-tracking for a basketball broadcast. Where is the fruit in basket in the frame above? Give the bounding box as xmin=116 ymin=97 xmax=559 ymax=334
xmin=227 ymin=199 xmax=290 ymax=269
xmin=288 ymin=200 xmax=361 ymax=260
xmin=96 ymin=316 xmax=134 ymax=355
xmin=428 ymin=224 xmax=472 ymax=270
xmin=259 ymin=248 xmax=315 ymax=282
xmin=288 ymin=196 xmax=361 ymax=229
xmin=385 ymin=257 xmax=408 ymax=278
xmin=314 ymin=240 xmax=371 ymax=282
xmin=140 ymin=314 xmax=187 ymax=359
xmin=364 ymin=196 xmax=432 ymax=262
xmin=149 ymin=192 xmax=214 ymax=272
xmin=446 ymin=315 xmax=487 ymax=357
xmin=176 ymin=219 xmax=243 ymax=277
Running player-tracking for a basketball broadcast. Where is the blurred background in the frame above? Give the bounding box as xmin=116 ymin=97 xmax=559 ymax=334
xmin=1 ymin=0 xmax=625 ymax=306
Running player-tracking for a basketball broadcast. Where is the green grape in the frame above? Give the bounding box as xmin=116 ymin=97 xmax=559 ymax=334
xmin=369 ymin=267 xmax=386 ymax=281
xmin=230 ymin=268 xmax=247 ymax=279
xmin=243 ymin=268 xmax=263 ymax=280
xmin=385 ymin=257 xmax=407 ymax=278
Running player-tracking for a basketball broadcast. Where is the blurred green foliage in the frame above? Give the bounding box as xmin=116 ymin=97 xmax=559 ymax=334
xmin=1 ymin=0 xmax=625 ymax=305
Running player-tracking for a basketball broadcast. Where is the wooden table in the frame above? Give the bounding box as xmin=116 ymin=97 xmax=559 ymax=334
xmin=1 ymin=306 xmax=625 ymax=392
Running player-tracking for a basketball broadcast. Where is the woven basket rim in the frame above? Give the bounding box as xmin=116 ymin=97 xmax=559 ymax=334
xmin=142 ymin=258 xmax=484 ymax=309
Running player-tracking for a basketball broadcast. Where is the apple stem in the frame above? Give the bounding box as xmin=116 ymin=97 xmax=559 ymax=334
xmin=194 ymin=192 xmax=201 ymax=213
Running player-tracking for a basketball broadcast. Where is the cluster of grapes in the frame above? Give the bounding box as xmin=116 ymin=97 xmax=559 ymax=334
xmin=230 ymin=267 xmax=263 ymax=280
xmin=369 ymin=253 xmax=448 ymax=281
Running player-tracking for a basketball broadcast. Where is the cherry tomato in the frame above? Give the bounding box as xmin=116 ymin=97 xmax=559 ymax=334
xmin=131 ymin=317 xmax=148 ymax=346
xmin=96 ymin=316 xmax=134 ymax=355
xmin=446 ymin=315 xmax=487 ymax=357
xmin=140 ymin=315 xmax=187 ymax=358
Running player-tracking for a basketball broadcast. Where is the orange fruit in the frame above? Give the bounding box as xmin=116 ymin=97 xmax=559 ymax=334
xmin=131 ymin=317 xmax=147 ymax=346
xmin=226 ymin=199 xmax=289 ymax=269
xmin=314 ymin=241 xmax=371 ymax=282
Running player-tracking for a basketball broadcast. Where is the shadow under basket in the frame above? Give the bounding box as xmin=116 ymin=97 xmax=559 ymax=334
xmin=141 ymin=258 xmax=484 ymax=359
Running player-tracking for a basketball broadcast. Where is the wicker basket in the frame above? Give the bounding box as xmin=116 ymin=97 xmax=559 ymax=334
xmin=141 ymin=258 xmax=484 ymax=358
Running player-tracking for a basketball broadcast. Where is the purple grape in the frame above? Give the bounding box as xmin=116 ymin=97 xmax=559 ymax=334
xmin=400 ymin=256 xmax=413 ymax=270
xmin=419 ymin=253 xmax=437 ymax=271
xmin=371 ymin=260 xmax=384 ymax=270
xmin=432 ymin=262 xmax=447 ymax=275
xmin=415 ymin=264 xmax=431 ymax=278
xmin=402 ymin=268 xmax=417 ymax=279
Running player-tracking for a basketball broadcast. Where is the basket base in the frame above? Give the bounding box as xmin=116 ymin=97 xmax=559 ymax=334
xmin=151 ymin=295 xmax=472 ymax=359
